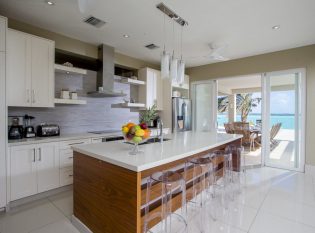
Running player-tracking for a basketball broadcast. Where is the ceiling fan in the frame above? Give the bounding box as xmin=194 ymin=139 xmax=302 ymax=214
xmin=207 ymin=43 xmax=230 ymax=61
xmin=187 ymin=43 xmax=230 ymax=62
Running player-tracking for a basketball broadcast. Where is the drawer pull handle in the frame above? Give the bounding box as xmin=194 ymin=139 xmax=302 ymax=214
xmin=68 ymin=142 xmax=84 ymax=146
xmin=68 ymin=156 xmax=73 ymax=159
xmin=68 ymin=174 xmax=73 ymax=177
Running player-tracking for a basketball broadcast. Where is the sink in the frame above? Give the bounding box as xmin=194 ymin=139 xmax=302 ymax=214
xmin=124 ymin=137 xmax=171 ymax=145
xmin=144 ymin=137 xmax=171 ymax=144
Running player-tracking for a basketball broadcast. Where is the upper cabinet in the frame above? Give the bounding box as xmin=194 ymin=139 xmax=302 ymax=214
xmin=0 ymin=16 xmax=6 ymax=52
xmin=138 ymin=68 xmax=163 ymax=110
xmin=7 ymin=29 xmax=55 ymax=107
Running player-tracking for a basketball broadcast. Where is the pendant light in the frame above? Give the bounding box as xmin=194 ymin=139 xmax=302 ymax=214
xmin=161 ymin=7 xmax=170 ymax=79
xmin=177 ymin=26 xmax=185 ymax=84
xmin=170 ymin=19 xmax=178 ymax=83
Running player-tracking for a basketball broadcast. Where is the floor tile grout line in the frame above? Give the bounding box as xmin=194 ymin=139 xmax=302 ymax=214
xmin=47 ymin=195 xmax=72 ymax=220
xmin=247 ymin=170 xmax=315 ymax=232
xmin=25 ymin=197 xmax=70 ymax=233
xmin=246 ymin=169 xmax=291 ymax=233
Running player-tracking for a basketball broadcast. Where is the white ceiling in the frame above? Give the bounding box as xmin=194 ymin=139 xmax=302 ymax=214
xmin=0 ymin=0 xmax=315 ymax=67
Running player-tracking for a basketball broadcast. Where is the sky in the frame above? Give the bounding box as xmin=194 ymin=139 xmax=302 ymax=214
xmin=251 ymin=91 xmax=295 ymax=114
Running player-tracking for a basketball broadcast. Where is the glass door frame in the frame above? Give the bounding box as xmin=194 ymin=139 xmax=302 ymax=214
xmin=261 ymin=68 xmax=306 ymax=172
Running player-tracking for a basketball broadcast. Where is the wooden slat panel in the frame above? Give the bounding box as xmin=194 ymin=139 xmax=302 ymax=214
xmin=73 ymin=152 xmax=141 ymax=233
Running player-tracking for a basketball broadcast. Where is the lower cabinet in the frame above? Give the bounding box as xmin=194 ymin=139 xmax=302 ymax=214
xmin=9 ymin=142 xmax=59 ymax=201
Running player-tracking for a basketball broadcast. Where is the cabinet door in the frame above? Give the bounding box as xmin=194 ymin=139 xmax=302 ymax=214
xmin=0 ymin=17 xmax=6 ymax=52
xmin=10 ymin=145 xmax=37 ymax=201
xmin=7 ymin=30 xmax=32 ymax=107
xmin=37 ymin=143 xmax=60 ymax=193
xmin=31 ymin=36 xmax=54 ymax=107
xmin=0 ymin=53 xmax=5 ymax=207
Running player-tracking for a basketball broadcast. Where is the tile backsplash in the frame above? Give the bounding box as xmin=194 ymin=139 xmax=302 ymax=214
xmin=8 ymin=71 xmax=139 ymax=134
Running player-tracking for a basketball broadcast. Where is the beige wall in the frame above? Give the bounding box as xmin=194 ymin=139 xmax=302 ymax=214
xmin=187 ymin=44 xmax=315 ymax=166
xmin=7 ymin=18 xmax=158 ymax=70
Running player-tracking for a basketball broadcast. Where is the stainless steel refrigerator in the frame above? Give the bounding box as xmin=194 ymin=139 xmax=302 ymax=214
xmin=172 ymin=97 xmax=192 ymax=132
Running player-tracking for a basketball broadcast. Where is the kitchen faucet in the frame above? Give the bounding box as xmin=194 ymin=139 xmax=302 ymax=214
xmin=157 ymin=118 xmax=163 ymax=142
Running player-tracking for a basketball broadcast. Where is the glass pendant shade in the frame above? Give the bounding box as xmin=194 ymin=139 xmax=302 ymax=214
xmin=177 ymin=59 xmax=185 ymax=84
xmin=170 ymin=55 xmax=178 ymax=83
xmin=161 ymin=51 xmax=170 ymax=79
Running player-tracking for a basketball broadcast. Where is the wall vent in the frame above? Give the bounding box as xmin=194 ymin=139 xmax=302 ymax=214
xmin=84 ymin=16 xmax=106 ymax=28
xmin=145 ymin=44 xmax=160 ymax=50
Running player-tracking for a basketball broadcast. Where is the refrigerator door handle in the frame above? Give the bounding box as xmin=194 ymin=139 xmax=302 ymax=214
xmin=182 ymin=102 xmax=188 ymax=130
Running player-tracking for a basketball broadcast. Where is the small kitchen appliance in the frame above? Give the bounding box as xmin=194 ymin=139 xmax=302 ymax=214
xmin=37 ymin=124 xmax=60 ymax=137
xmin=24 ymin=115 xmax=36 ymax=138
xmin=8 ymin=117 xmax=24 ymax=139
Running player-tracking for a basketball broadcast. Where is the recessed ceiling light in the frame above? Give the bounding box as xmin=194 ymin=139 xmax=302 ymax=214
xmin=46 ymin=1 xmax=55 ymax=5
xmin=123 ymin=34 xmax=130 ymax=38
xmin=272 ymin=25 xmax=280 ymax=30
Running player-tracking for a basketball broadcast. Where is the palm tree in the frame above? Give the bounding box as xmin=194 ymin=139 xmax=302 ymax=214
xmin=218 ymin=93 xmax=261 ymax=122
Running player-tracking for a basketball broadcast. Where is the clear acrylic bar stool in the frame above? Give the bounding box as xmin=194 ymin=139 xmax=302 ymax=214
xmin=185 ymin=157 xmax=215 ymax=233
xmin=211 ymin=150 xmax=233 ymax=208
xmin=143 ymin=170 xmax=187 ymax=233
xmin=225 ymin=145 xmax=245 ymax=193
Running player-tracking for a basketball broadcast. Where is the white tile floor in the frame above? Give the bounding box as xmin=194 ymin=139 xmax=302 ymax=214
xmin=0 ymin=167 xmax=315 ymax=233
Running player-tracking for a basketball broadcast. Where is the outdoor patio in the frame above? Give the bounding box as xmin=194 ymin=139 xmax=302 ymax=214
xmin=239 ymin=129 xmax=295 ymax=168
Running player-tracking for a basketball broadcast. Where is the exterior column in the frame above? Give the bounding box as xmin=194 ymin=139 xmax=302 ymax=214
xmin=228 ymin=94 xmax=236 ymax=123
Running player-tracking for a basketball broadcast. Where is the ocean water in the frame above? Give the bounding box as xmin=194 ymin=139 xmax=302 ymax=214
xmin=217 ymin=114 xmax=295 ymax=129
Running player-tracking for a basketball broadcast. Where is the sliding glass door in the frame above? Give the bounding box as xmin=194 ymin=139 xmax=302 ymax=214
xmin=191 ymin=80 xmax=218 ymax=132
xmin=262 ymin=69 xmax=306 ymax=171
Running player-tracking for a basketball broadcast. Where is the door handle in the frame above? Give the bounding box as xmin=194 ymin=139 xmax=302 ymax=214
xmin=38 ymin=148 xmax=42 ymax=161
xmin=32 ymin=90 xmax=35 ymax=103
xmin=33 ymin=148 xmax=36 ymax=162
xmin=26 ymin=89 xmax=30 ymax=103
xmin=68 ymin=142 xmax=84 ymax=146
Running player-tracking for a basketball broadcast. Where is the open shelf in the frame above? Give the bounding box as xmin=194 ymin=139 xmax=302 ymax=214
xmin=116 ymin=77 xmax=145 ymax=85
xmin=111 ymin=103 xmax=145 ymax=108
xmin=55 ymin=64 xmax=87 ymax=75
xmin=54 ymin=98 xmax=87 ymax=105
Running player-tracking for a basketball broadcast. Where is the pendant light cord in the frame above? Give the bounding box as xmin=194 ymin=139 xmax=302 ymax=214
xmin=180 ymin=26 xmax=183 ymax=60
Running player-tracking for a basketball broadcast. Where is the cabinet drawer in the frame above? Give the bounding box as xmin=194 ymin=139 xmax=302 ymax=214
xmin=60 ymin=149 xmax=73 ymax=168
xmin=60 ymin=167 xmax=73 ymax=186
xmin=59 ymin=138 xmax=91 ymax=150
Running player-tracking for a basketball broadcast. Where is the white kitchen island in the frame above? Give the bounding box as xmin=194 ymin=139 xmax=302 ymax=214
xmin=72 ymin=131 xmax=242 ymax=233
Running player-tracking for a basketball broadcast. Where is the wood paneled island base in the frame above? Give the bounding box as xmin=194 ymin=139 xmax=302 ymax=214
xmin=72 ymin=133 xmax=242 ymax=233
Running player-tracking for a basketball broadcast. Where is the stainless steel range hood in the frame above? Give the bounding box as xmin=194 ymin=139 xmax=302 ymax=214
xmin=88 ymin=44 xmax=126 ymax=97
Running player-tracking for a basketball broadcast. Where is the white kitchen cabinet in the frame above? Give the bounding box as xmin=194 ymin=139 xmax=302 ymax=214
xmin=59 ymin=138 xmax=91 ymax=186
xmin=0 ymin=16 xmax=6 ymax=52
xmin=10 ymin=145 xmax=37 ymax=201
xmin=37 ymin=143 xmax=60 ymax=193
xmin=7 ymin=29 xmax=31 ymax=107
xmin=30 ymin=36 xmax=54 ymax=107
xmin=0 ymin=16 xmax=6 ymax=208
xmin=9 ymin=142 xmax=60 ymax=201
xmin=138 ymin=68 xmax=163 ymax=110
xmin=7 ymin=29 xmax=54 ymax=107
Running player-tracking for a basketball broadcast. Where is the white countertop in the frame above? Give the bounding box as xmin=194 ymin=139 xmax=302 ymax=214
xmin=7 ymin=132 xmax=121 ymax=146
xmin=7 ymin=128 xmax=170 ymax=146
xmin=72 ymin=131 xmax=243 ymax=172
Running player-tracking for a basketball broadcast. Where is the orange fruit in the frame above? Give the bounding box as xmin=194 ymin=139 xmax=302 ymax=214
xmin=143 ymin=129 xmax=150 ymax=139
xmin=126 ymin=122 xmax=135 ymax=129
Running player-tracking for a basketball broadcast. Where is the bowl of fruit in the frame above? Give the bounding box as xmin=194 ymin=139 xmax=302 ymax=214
xmin=121 ymin=122 xmax=151 ymax=155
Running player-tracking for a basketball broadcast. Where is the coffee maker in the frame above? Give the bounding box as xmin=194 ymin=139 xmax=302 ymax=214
xmin=24 ymin=115 xmax=36 ymax=138
xmin=8 ymin=117 xmax=24 ymax=139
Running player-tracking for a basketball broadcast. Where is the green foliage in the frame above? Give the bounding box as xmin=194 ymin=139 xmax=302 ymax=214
xmin=218 ymin=93 xmax=261 ymax=122
xmin=139 ymin=104 xmax=158 ymax=124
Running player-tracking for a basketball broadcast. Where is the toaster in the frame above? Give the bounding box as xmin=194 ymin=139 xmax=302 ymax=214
xmin=37 ymin=124 xmax=60 ymax=137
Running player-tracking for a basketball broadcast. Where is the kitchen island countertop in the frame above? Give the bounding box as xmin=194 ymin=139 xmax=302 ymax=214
xmin=72 ymin=131 xmax=243 ymax=172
